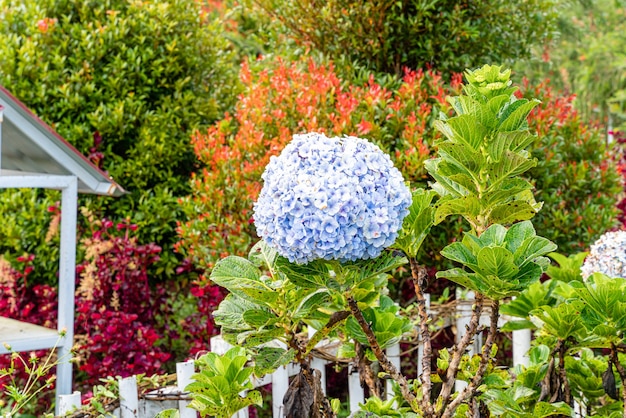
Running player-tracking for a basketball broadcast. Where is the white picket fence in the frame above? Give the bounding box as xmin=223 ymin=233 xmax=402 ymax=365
xmin=57 ymin=295 xmax=533 ymax=418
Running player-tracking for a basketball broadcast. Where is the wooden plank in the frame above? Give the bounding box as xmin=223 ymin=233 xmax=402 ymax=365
xmin=0 ymin=316 xmax=60 ymax=354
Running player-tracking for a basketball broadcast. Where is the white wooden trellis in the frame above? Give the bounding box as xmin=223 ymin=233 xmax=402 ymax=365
xmin=0 ymin=85 xmax=124 ymax=414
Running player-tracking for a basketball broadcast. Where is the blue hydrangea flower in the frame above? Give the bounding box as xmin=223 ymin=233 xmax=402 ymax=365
xmin=253 ymin=132 xmax=412 ymax=264
xmin=581 ymin=231 xmax=626 ymax=279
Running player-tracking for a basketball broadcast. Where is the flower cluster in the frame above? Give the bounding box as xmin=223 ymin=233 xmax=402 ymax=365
xmin=581 ymin=230 xmax=626 ymax=279
xmin=253 ymin=133 xmax=412 ymax=264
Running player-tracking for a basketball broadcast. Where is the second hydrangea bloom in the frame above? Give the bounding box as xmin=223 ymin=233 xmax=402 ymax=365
xmin=581 ymin=230 xmax=626 ymax=279
xmin=254 ymin=132 xmax=412 ymax=264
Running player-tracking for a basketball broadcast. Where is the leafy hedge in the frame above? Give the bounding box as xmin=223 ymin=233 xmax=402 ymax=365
xmin=252 ymin=0 xmax=559 ymax=76
xmin=0 ymin=0 xmax=239 ymax=281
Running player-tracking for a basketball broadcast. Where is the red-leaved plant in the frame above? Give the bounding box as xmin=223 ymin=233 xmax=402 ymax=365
xmin=74 ymin=215 xmax=171 ymax=386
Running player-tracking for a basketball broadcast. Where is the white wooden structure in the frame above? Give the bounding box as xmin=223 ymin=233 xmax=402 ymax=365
xmin=0 ymin=85 xmax=124 ymax=412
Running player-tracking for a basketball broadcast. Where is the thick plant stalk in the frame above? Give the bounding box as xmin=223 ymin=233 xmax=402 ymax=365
xmin=609 ymin=344 xmax=626 ymax=418
xmin=440 ymin=299 xmax=500 ymax=418
xmin=437 ymin=292 xmax=485 ymax=411
xmin=346 ymin=296 xmax=420 ymax=412
xmin=408 ymin=258 xmax=436 ymax=417
xmin=558 ymin=340 xmax=572 ymax=405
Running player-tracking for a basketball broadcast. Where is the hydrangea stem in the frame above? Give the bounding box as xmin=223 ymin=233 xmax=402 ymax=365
xmin=437 ymin=293 xmax=485 ymax=413
xmin=346 ymin=296 xmax=419 ymax=412
xmin=408 ymin=257 xmax=435 ymax=416
xmin=441 ymin=299 xmax=500 ymax=418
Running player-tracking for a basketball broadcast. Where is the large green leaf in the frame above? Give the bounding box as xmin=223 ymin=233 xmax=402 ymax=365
xmin=437 ymin=141 xmax=483 ymax=176
xmin=440 ymin=241 xmax=479 ymax=269
xmin=482 ymin=178 xmax=533 ymax=207
xmin=274 ymin=257 xmax=329 ymax=289
xmin=253 ymin=347 xmax=296 ymax=376
xmin=444 ymin=114 xmax=489 ymax=150
xmin=503 ymin=221 xmax=537 ymax=254
xmin=530 ymin=301 xmax=586 ymax=340
xmin=248 ymin=240 xmax=279 ymax=270
xmin=214 ymin=294 xmax=260 ymax=331
xmin=242 ymin=308 xmax=278 ymax=328
xmin=426 ymin=158 xmax=473 ymax=198
xmin=393 ymin=188 xmax=436 ymax=258
xmin=434 ymin=195 xmax=481 ymax=225
xmin=342 ymin=251 xmax=407 ymax=289
xmin=513 ymin=235 xmax=557 ymax=267
xmin=488 ymin=201 xmax=538 ymax=225
xmin=490 ymin=150 xmax=538 ymax=184
xmin=497 ymin=99 xmax=540 ymax=131
xmin=500 ymin=281 xmax=556 ymax=318
xmin=210 ymin=256 xmax=277 ymax=304
xmin=436 ymin=268 xmax=480 ymax=293
xmin=476 ymin=246 xmax=518 ymax=279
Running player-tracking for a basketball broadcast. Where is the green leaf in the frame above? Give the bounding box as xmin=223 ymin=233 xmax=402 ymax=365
xmin=210 ymin=256 xmax=277 ymax=304
xmin=440 ymin=241 xmax=478 ymax=269
xmin=242 ymin=308 xmax=278 ymax=328
xmin=497 ymin=99 xmax=540 ymax=131
xmin=213 ymin=294 xmax=259 ymax=331
xmin=393 ymin=189 xmax=436 ymax=258
xmin=440 ymin=114 xmax=489 ymax=150
xmin=488 ymin=200 xmax=538 ymax=225
xmin=491 ymin=150 xmax=537 ymax=182
xmin=275 ymin=257 xmax=329 ymax=289
xmin=436 ymin=268 xmax=479 ymax=293
xmin=482 ymin=178 xmax=533 ymax=208
xmin=294 ymin=289 xmax=331 ymax=319
xmin=343 ymin=251 xmax=407 ymax=289
xmin=253 ymin=347 xmax=296 ymax=376
xmin=513 ymin=235 xmax=557 ymax=267
xmin=248 ymin=240 xmax=278 ymax=270
xmin=434 ymin=195 xmax=481 ymax=225
xmin=437 ymin=142 xmax=483 ymax=176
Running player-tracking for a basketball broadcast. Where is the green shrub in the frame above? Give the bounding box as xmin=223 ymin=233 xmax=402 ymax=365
xmin=252 ymin=0 xmax=559 ymax=76
xmin=0 ymin=0 xmax=239 ymax=280
xmin=522 ymin=79 xmax=621 ymax=253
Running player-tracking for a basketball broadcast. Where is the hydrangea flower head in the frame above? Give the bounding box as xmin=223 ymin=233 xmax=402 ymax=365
xmin=253 ymin=132 xmax=412 ymax=264
xmin=581 ymin=230 xmax=626 ymax=279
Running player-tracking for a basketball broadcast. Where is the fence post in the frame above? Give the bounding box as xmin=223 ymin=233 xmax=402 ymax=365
xmin=177 ymin=361 xmax=196 ymax=418
xmin=119 ymin=376 xmax=139 ymax=418
xmin=58 ymin=391 xmax=81 ymax=415
xmin=348 ymin=364 xmax=365 ymax=414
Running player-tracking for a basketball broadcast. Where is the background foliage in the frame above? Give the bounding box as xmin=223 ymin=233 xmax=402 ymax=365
xmin=0 ymin=0 xmax=239 ymax=281
xmin=251 ymin=0 xmax=559 ymax=76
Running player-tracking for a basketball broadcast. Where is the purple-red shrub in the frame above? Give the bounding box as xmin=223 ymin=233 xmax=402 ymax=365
xmin=74 ymin=216 xmax=171 ymax=386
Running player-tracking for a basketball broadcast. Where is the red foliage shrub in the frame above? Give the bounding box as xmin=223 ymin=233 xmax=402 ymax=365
xmin=73 ymin=217 xmax=171 ymax=386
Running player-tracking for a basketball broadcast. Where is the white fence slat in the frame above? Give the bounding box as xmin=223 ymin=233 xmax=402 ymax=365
xmin=348 ymin=364 xmax=365 ymax=413
xmin=417 ymin=293 xmax=430 ymax=376
xmin=211 ymin=334 xmax=233 ymax=355
xmin=58 ymin=390 xmax=81 ymax=415
xmin=272 ymin=366 xmax=289 ymax=418
xmin=512 ymin=329 xmax=531 ymax=368
xmin=308 ymin=326 xmax=327 ymax=395
xmin=119 ymin=376 xmax=139 ymax=418
xmin=385 ymin=343 xmax=401 ymax=401
xmin=177 ymin=360 xmax=196 ymax=418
